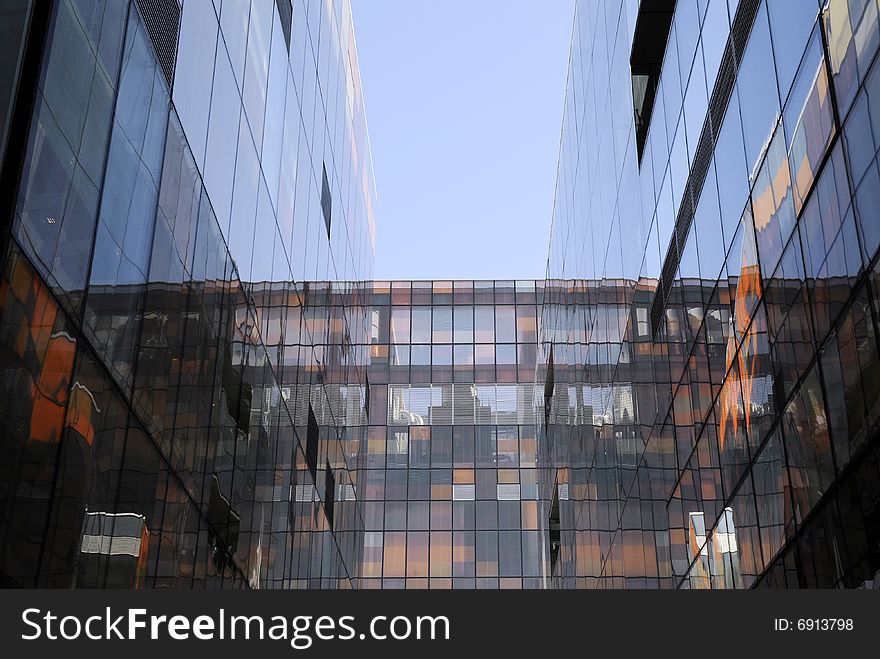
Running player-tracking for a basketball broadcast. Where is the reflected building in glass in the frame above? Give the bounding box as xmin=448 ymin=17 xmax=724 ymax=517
xmin=0 ymin=0 xmax=376 ymax=588
xmin=540 ymin=0 xmax=880 ymax=588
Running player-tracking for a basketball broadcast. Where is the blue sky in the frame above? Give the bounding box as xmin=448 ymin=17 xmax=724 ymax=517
xmin=350 ymin=0 xmax=575 ymax=280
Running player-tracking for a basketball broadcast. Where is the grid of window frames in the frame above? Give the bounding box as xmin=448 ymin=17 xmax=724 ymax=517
xmin=541 ymin=0 xmax=880 ymax=589
xmin=358 ymin=280 xmax=546 ymax=588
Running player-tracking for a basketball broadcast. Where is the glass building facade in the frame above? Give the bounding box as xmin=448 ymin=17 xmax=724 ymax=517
xmin=359 ymin=281 xmax=545 ymax=588
xmin=0 ymin=0 xmax=376 ymax=589
xmin=2 ymin=0 xmax=880 ymax=591
xmin=540 ymin=0 xmax=880 ymax=588
xmin=248 ymin=280 xmax=548 ymax=588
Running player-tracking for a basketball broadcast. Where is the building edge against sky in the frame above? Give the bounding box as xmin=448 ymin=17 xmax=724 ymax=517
xmin=0 ymin=0 xmax=376 ymax=588
xmin=539 ymin=0 xmax=880 ymax=588
xmin=1 ymin=0 xmax=880 ymax=590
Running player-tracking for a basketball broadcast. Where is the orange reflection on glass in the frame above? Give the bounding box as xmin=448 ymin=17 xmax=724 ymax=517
xmin=2 ymin=253 xmax=76 ymax=446
xmin=720 ymin=209 xmax=763 ymax=451
xmin=788 ymin=53 xmax=834 ymax=212
xmin=719 ymin=305 xmax=757 ymax=451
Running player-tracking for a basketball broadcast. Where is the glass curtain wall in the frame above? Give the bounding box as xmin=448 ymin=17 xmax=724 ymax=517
xmin=540 ymin=0 xmax=880 ymax=589
xmin=0 ymin=0 xmax=375 ymax=589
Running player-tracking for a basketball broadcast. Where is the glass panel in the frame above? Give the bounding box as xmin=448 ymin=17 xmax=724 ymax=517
xmin=432 ymin=306 xmax=452 ymax=343
xmin=767 ymin=0 xmax=819 ymax=101
xmin=474 ymin=306 xmax=494 ymax=342
xmin=495 ymin=305 xmax=515 ymax=342
xmin=736 ymin=3 xmax=780 ymax=176
xmin=824 ymin=0 xmax=880 ymax=115
xmin=782 ymin=364 xmax=835 ymax=523
xmin=784 ymin=28 xmax=835 ymax=213
xmin=751 ymin=127 xmax=795 ymax=280
xmin=173 ymin=0 xmax=217 ymax=167
xmin=411 ymin=307 xmax=431 ymax=344
xmin=390 ymin=307 xmax=410 ymax=344
xmin=453 ymin=305 xmax=473 ymax=342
